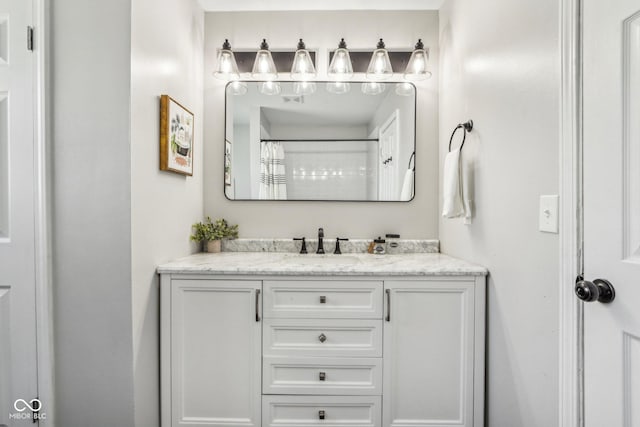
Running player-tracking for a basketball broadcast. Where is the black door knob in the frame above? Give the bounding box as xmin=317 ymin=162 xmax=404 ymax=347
xmin=575 ymin=277 xmax=615 ymax=303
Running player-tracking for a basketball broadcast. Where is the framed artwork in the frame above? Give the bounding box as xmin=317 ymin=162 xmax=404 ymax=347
xmin=224 ymin=140 xmax=231 ymax=186
xmin=160 ymin=95 xmax=194 ymax=176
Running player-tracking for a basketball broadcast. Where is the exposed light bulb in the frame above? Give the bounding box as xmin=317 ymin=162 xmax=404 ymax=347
xmin=213 ymin=39 xmax=240 ymax=80
xmin=361 ymin=81 xmax=386 ymax=95
xmin=326 ymin=81 xmax=351 ymax=94
xmin=259 ymin=81 xmax=281 ymax=95
xmin=395 ymin=82 xmax=414 ymax=96
xmin=251 ymin=39 xmax=278 ymax=80
xmin=404 ymin=39 xmax=432 ymax=81
xmin=366 ymin=39 xmax=393 ymax=80
xmin=228 ymin=80 xmax=247 ymax=96
xmin=290 ymin=39 xmax=316 ymax=80
xmin=328 ymin=38 xmax=354 ymax=80
xmin=294 ymin=81 xmax=316 ymax=95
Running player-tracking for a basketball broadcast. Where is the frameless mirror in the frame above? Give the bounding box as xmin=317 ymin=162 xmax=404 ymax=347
xmin=224 ymin=81 xmax=416 ymax=201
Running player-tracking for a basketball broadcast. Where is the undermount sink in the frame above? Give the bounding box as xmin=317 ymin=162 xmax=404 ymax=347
xmin=282 ymin=255 xmax=362 ymax=265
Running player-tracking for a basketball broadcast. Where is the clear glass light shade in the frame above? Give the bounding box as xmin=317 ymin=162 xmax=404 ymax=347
xmin=326 ymin=81 xmax=351 ymax=94
xmin=395 ymin=82 xmax=414 ymax=96
xmin=293 ymin=81 xmax=316 ymax=95
xmin=404 ymin=49 xmax=431 ymax=81
xmin=228 ymin=80 xmax=247 ymax=96
xmin=213 ymin=40 xmax=240 ymax=80
xmin=328 ymin=48 xmax=354 ymax=79
xmin=361 ymin=81 xmax=386 ymax=95
xmin=259 ymin=81 xmax=281 ymax=95
xmin=291 ymin=50 xmax=316 ymax=80
xmin=366 ymin=48 xmax=393 ymax=80
xmin=214 ymin=50 xmax=240 ymax=79
xmin=252 ymin=50 xmax=278 ymax=80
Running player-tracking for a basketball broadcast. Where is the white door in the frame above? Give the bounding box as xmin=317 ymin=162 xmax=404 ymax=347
xmin=378 ymin=110 xmax=399 ymax=201
xmin=0 ymin=0 xmax=39 ymax=424
xmin=383 ymin=281 xmax=475 ymax=427
xmin=582 ymin=0 xmax=640 ymax=425
xmin=170 ymin=280 xmax=262 ymax=427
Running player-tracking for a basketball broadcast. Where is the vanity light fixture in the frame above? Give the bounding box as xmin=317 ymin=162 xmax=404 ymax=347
xmin=327 ymin=38 xmax=354 ymax=80
xmin=293 ymin=81 xmax=316 ymax=95
xmin=361 ymin=81 xmax=386 ymax=95
xmin=215 ymin=37 xmax=428 ymax=86
xmin=366 ymin=39 xmax=393 ymax=80
xmin=326 ymin=81 xmax=351 ymax=94
xmin=290 ymin=39 xmax=316 ymax=80
xmin=228 ymin=80 xmax=248 ymax=96
xmin=395 ymin=82 xmax=414 ymax=96
xmin=259 ymin=81 xmax=281 ymax=95
xmin=404 ymin=39 xmax=431 ymax=81
xmin=213 ymin=39 xmax=240 ymax=80
xmin=252 ymin=39 xmax=278 ymax=80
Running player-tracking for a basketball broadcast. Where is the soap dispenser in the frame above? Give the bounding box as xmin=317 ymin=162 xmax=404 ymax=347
xmin=373 ymin=237 xmax=386 ymax=255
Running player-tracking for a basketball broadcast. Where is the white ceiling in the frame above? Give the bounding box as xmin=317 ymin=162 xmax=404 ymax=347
xmin=232 ymin=82 xmax=402 ymax=127
xmin=198 ymin=0 xmax=444 ymax=12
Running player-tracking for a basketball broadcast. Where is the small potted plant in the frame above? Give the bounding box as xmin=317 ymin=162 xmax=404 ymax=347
xmin=190 ymin=217 xmax=239 ymax=253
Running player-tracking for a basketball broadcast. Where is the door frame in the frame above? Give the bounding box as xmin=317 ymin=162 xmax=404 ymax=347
xmin=33 ymin=0 xmax=54 ymax=424
xmin=559 ymin=0 xmax=583 ymax=426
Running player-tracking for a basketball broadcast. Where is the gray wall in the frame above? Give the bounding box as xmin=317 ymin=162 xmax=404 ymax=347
xmin=51 ymin=1 xmax=135 ymax=426
xmin=130 ymin=0 xmax=204 ymax=426
xmin=52 ymin=0 xmax=204 ymax=425
xmin=204 ymin=11 xmax=440 ymax=239
xmin=439 ymin=2 xmax=560 ymax=427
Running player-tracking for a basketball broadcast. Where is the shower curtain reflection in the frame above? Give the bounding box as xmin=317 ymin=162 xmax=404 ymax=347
xmin=259 ymin=141 xmax=287 ymax=200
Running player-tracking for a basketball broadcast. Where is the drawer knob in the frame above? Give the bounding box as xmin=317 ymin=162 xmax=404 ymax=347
xmin=318 ymin=333 xmax=327 ymax=343
xmin=320 ymin=295 xmax=326 ymax=304
xmin=319 ymin=410 xmax=325 ymax=420
xmin=319 ymin=371 xmax=326 ymax=381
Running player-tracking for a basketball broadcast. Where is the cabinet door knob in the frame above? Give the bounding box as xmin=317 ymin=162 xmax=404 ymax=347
xmin=320 ymin=295 xmax=326 ymax=304
xmin=319 ymin=410 xmax=325 ymax=420
xmin=319 ymin=371 xmax=326 ymax=381
xmin=318 ymin=333 xmax=327 ymax=343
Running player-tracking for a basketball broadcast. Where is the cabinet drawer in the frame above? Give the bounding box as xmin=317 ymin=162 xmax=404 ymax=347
xmin=263 ymin=281 xmax=383 ymax=319
xmin=263 ymin=356 xmax=382 ymax=395
xmin=264 ymin=319 xmax=382 ymax=358
xmin=262 ymin=395 xmax=381 ymax=427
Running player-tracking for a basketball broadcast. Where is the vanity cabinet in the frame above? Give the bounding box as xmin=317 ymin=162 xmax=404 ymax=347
xmin=162 ymin=279 xmax=262 ymax=427
xmin=161 ymin=274 xmax=485 ymax=427
xmin=383 ymin=280 xmax=482 ymax=427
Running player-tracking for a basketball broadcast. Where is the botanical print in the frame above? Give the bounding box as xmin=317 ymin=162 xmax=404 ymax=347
xmin=160 ymin=95 xmax=194 ymax=175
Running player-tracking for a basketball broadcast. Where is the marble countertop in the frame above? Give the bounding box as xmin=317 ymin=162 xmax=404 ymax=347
xmin=157 ymin=252 xmax=487 ymax=276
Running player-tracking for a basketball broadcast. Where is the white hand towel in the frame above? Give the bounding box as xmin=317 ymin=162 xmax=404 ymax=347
xmin=442 ymin=148 xmax=464 ymax=218
xmin=461 ymin=156 xmax=473 ymax=223
xmin=400 ymin=169 xmax=414 ymax=201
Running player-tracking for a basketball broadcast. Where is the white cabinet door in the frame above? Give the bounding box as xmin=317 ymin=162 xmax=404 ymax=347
xmin=383 ymin=280 xmax=477 ymax=427
xmin=170 ymin=279 xmax=262 ymax=427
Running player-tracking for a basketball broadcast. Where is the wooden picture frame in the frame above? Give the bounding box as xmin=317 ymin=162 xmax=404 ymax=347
xmin=160 ymin=95 xmax=194 ymax=176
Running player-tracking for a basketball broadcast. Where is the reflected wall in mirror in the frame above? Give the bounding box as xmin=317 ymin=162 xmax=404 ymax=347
xmin=224 ymin=81 xmax=416 ymax=201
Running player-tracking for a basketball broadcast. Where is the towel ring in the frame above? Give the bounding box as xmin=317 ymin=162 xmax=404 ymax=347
xmin=408 ymin=152 xmax=415 ymax=171
xmin=448 ymin=120 xmax=474 ymax=152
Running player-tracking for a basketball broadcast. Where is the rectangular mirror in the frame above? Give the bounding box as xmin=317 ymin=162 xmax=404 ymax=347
xmin=224 ymin=81 xmax=416 ymax=201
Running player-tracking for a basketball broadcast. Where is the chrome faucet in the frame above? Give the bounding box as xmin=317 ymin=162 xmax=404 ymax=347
xmin=316 ymin=228 xmax=325 ymax=254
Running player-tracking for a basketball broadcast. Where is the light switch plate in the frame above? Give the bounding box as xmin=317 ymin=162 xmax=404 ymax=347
xmin=539 ymin=195 xmax=559 ymax=233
